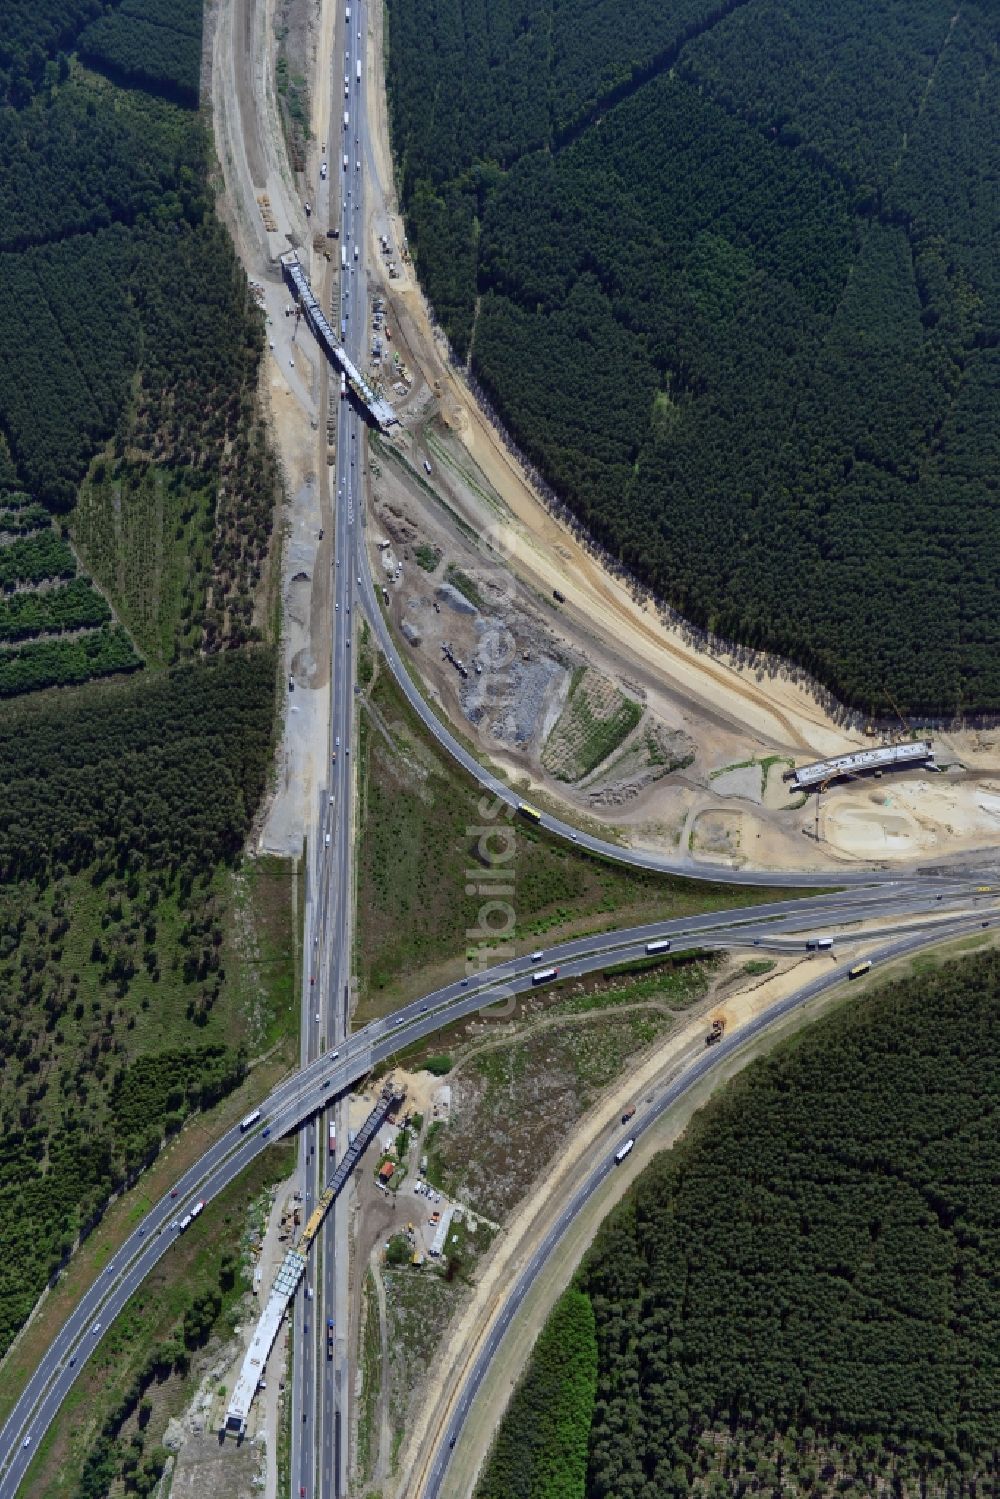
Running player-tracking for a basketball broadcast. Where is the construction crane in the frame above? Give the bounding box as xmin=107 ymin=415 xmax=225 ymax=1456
xmin=883 ymin=685 xmax=911 ymax=743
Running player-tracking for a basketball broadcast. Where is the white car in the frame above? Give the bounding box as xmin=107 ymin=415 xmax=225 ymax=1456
xmin=315 ymin=1012 xmax=321 ymax=1023
xmin=324 ymin=832 xmax=331 ymax=847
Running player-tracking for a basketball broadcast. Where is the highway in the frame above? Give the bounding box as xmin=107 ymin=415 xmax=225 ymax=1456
xmin=1 ymin=874 xmax=996 ymax=1496
xmin=419 ymin=917 xmax=990 ymax=1499
xmin=292 ymin=0 xmax=373 ymax=1494
xmin=355 ymin=553 xmax=993 ymax=890
xmin=1 ymin=1 xmax=997 ymax=1491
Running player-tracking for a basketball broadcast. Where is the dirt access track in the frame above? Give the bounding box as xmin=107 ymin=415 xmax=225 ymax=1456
xmin=369 ymin=0 xmax=1000 ymax=875
xmin=208 ymin=0 xmax=1000 ymax=876
xmin=395 ymin=952 xmax=852 ymax=1497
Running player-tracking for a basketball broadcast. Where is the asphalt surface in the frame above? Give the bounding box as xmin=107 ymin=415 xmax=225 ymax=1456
xmin=2 ymin=2 xmax=997 ymax=1489
xmin=3 ymin=876 xmax=997 ymax=1495
xmin=293 ymin=1 xmax=372 ymax=1494
xmin=356 ymin=557 xmax=1000 ymax=890
xmin=421 ymin=916 xmax=990 ymax=1499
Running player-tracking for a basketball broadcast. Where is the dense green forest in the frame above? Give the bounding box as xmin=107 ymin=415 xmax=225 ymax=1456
xmin=0 ymin=9 xmax=278 ymax=668
xmin=79 ymin=0 xmax=203 ymax=104
xmin=386 ymin=0 xmax=1000 ymax=713
xmin=476 ymin=1288 xmax=597 ymax=1499
xmin=0 ymin=0 xmax=285 ymax=1375
xmin=0 ymin=651 xmax=277 ymax=1358
xmin=480 ymin=950 xmax=1000 ymax=1496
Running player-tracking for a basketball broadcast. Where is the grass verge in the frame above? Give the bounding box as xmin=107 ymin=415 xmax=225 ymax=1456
xmin=20 ymin=1139 xmax=294 ymax=1497
xmin=356 ymin=1269 xmax=382 ymax=1483
xmin=355 ymin=650 xmax=813 ymax=1019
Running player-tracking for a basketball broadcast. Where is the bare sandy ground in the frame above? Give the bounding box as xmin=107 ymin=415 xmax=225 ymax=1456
xmin=360 ymin=2 xmax=1000 ymax=875
xmin=211 ymin=0 xmax=336 ymax=854
xmin=214 ymin=0 xmax=1000 ymax=878
xmin=395 ymin=953 xmax=837 ymax=1498
xmin=363 ymin=79 xmax=847 ymax=761
xmin=823 ymin=776 xmax=1000 ymax=859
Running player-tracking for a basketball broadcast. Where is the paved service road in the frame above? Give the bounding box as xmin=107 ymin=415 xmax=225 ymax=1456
xmin=420 ymin=916 xmax=989 ymax=1499
xmin=0 ymin=0 xmax=994 ymax=1491
xmin=1 ymin=876 xmax=995 ymax=1495
xmin=356 ymin=554 xmax=1000 ymax=891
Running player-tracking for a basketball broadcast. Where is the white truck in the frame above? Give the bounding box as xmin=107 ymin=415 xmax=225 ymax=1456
xmin=356 ymin=59 xmax=362 ymax=82
xmin=344 ymin=109 xmax=349 ymax=129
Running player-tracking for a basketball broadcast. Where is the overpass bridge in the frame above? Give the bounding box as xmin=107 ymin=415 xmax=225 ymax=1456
xmin=225 ymin=1078 xmax=404 ymax=1436
xmin=280 ymin=250 xmax=396 ymax=431
xmin=787 ymin=739 xmax=935 ymax=790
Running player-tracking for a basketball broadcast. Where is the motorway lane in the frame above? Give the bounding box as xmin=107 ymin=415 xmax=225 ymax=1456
xmin=1 ymin=9 xmax=989 ymax=1498
xmin=3 ymin=881 xmax=994 ymax=1493
xmin=421 ymin=915 xmax=990 ymax=1499
xmin=2 ymin=885 xmax=987 ymax=1481
xmin=307 ymin=2 xmax=372 ymax=1493
xmin=356 ymin=563 xmax=1000 ymax=892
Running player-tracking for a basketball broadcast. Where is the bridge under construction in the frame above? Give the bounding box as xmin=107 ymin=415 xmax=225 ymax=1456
xmin=787 ymin=740 xmax=934 ymax=790
xmin=280 ymin=250 xmax=396 ymax=431
xmin=225 ymin=1079 xmax=405 ymax=1436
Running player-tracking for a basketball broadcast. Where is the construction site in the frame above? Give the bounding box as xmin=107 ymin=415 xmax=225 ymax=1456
xmin=203 ymin=0 xmax=1000 ymax=883
xmin=193 ymin=0 xmax=1000 ymax=1492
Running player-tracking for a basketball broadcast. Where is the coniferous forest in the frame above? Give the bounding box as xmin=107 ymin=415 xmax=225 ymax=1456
xmin=477 ymin=951 xmax=1000 ymax=1498
xmin=385 ymin=0 xmax=1000 ymax=714
xmin=0 ymin=0 xmax=285 ymax=1434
